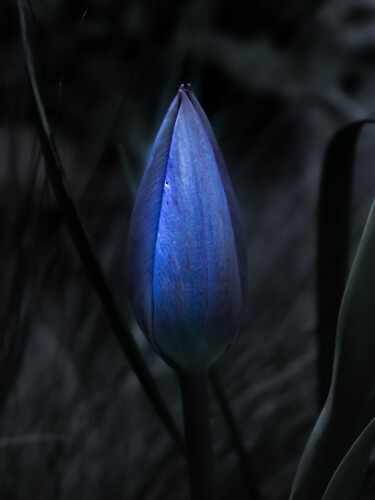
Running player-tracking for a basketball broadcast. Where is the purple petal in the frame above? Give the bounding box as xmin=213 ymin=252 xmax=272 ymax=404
xmin=126 ymin=94 xmax=180 ymax=350
xmin=186 ymin=86 xmax=248 ymax=305
xmin=152 ymin=89 xmax=242 ymax=372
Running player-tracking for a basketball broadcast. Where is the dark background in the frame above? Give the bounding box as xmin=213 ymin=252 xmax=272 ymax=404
xmin=2 ymin=0 xmax=375 ymax=498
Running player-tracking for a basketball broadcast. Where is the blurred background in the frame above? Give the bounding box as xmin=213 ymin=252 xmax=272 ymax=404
xmin=2 ymin=0 xmax=375 ymax=498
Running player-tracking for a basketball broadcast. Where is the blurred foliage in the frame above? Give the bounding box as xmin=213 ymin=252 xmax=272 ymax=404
xmin=291 ymin=202 xmax=375 ymax=499
xmin=316 ymin=120 xmax=375 ymax=407
xmin=322 ymin=416 xmax=375 ymax=500
xmin=2 ymin=0 xmax=375 ymax=498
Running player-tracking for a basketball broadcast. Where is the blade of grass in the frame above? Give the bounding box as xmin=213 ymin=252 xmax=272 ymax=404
xmin=17 ymin=0 xmax=185 ymax=454
xmin=26 ymin=0 xmax=37 ymax=26
xmin=317 ymin=119 xmax=375 ymax=406
xmin=291 ymin=200 xmax=375 ymax=499
xmin=322 ymin=417 xmax=375 ymax=500
xmin=0 ymin=433 xmax=69 ymax=448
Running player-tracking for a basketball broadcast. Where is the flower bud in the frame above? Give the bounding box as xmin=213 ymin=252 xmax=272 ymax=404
xmin=127 ymin=84 xmax=247 ymax=373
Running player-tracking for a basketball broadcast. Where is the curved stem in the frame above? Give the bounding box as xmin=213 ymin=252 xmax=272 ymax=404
xmin=178 ymin=371 xmax=216 ymax=500
xmin=17 ymin=0 xmax=185 ymax=454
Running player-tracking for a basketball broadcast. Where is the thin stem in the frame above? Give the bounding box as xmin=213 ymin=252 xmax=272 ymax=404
xmin=17 ymin=0 xmax=185 ymax=454
xmin=178 ymin=372 xmax=216 ymax=500
xmin=210 ymin=370 xmax=263 ymax=500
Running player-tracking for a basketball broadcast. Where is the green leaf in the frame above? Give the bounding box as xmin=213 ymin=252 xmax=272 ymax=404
xmin=317 ymin=120 xmax=375 ymax=405
xmin=322 ymin=416 xmax=375 ymax=500
xmin=290 ymin=200 xmax=375 ymax=500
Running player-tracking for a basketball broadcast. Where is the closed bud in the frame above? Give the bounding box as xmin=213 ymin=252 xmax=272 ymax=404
xmin=127 ymin=84 xmax=247 ymax=373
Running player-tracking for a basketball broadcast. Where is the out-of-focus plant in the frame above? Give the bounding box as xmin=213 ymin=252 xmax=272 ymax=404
xmin=126 ymin=84 xmax=247 ymax=499
xmin=16 ymin=0 xmax=375 ymax=496
xmin=291 ymin=200 xmax=375 ymax=500
xmin=322 ymin=416 xmax=375 ymax=500
xmin=317 ymin=120 xmax=375 ymax=407
xmin=17 ymin=0 xmax=185 ymax=454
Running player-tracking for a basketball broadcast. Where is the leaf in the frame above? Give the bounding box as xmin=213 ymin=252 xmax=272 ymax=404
xmin=290 ymin=200 xmax=375 ymax=500
xmin=17 ymin=0 xmax=184 ymax=454
xmin=317 ymin=119 xmax=375 ymax=405
xmin=322 ymin=416 xmax=375 ymax=500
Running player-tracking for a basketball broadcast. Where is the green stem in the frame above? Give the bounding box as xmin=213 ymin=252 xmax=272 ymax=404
xmin=178 ymin=371 xmax=216 ymax=500
xmin=209 ymin=370 xmax=263 ymax=500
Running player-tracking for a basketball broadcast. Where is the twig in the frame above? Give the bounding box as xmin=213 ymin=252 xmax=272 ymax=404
xmin=17 ymin=0 xmax=185 ymax=454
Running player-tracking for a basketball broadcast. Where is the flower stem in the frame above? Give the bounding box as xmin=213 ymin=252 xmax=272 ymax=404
xmin=178 ymin=371 xmax=216 ymax=500
xmin=209 ymin=369 xmax=263 ymax=500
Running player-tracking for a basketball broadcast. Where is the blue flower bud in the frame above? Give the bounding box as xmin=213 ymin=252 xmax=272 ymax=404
xmin=127 ymin=84 xmax=247 ymax=373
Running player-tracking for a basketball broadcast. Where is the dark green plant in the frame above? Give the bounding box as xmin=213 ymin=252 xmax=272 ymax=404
xmin=14 ymin=1 xmax=375 ymax=499
xmin=291 ymin=201 xmax=375 ymax=499
xmin=317 ymin=120 xmax=375 ymax=406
